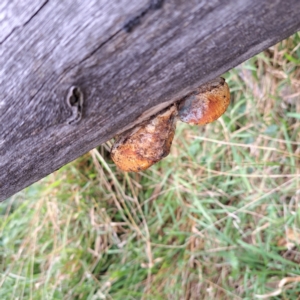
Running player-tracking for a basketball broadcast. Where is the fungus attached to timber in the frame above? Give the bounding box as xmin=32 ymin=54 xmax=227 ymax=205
xmin=178 ymin=77 xmax=230 ymax=125
xmin=110 ymin=77 xmax=230 ymax=172
xmin=111 ymin=105 xmax=177 ymax=172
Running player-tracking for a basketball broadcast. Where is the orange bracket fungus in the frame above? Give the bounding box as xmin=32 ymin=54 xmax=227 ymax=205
xmin=178 ymin=77 xmax=230 ymax=125
xmin=111 ymin=77 xmax=230 ymax=172
xmin=111 ymin=105 xmax=177 ymax=172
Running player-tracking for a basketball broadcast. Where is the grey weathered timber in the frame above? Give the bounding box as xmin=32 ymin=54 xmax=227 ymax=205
xmin=1 ymin=0 xmax=300 ymax=201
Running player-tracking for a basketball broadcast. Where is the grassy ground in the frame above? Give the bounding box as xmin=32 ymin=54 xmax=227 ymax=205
xmin=1 ymin=32 xmax=300 ymax=300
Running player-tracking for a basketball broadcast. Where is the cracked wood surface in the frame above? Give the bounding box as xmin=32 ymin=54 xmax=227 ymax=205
xmin=1 ymin=0 xmax=300 ymax=201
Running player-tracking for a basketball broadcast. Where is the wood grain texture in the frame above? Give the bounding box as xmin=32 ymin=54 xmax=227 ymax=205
xmin=1 ymin=0 xmax=300 ymax=201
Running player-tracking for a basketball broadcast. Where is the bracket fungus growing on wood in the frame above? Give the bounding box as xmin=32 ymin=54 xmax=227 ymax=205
xmin=111 ymin=77 xmax=230 ymax=172
xmin=111 ymin=105 xmax=178 ymax=172
xmin=178 ymin=77 xmax=230 ymax=125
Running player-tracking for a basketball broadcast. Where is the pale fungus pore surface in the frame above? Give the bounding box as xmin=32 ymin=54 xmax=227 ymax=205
xmin=111 ymin=77 xmax=230 ymax=172
xmin=111 ymin=105 xmax=177 ymax=172
xmin=178 ymin=77 xmax=230 ymax=125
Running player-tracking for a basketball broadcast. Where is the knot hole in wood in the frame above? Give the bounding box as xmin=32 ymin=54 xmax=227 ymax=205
xmin=66 ymin=86 xmax=84 ymax=125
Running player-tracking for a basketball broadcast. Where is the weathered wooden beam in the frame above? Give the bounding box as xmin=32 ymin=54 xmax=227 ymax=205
xmin=1 ymin=0 xmax=300 ymax=201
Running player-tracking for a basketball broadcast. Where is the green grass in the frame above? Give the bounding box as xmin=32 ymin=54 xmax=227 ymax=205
xmin=1 ymin=32 xmax=300 ymax=299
